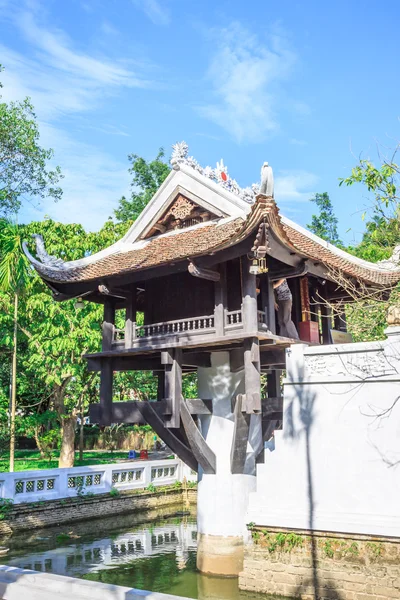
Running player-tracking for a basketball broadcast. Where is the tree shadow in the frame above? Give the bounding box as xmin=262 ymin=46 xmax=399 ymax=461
xmin=284 ymin=351 xmax=344 ymax=600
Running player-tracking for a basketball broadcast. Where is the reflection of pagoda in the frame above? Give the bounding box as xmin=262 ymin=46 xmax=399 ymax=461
xmin=25 ymin=143 xmax=400 ymax=576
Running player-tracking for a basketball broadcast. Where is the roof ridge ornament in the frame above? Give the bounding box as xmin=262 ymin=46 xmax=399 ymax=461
xmin=170 ymin=141 xmax=261 ymax=204
xmin=377 ymin=245 xmax=400 ymax=271
xmin=260 ymin=162 xmax=274 ymax=198
xmin=31 ymin=234 xmax=66 ymax=269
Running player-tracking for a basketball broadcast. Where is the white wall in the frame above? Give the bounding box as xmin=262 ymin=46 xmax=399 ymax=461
xmin=247 ymin=326 xmax=400 ymax=537
xmin=0 ymin=566 xmax=192 ymax=600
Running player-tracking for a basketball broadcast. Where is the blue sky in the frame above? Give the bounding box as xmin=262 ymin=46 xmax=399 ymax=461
xmin=1 ymin=0 xmax=399 ymax=243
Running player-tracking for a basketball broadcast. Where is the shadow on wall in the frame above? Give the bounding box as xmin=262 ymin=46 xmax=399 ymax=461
xmin=284 ymin=358 xmax=344 ymax=600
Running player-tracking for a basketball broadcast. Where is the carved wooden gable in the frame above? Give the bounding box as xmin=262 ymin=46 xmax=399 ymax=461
xmin=144 ymin=194 xmax=219 ymax=239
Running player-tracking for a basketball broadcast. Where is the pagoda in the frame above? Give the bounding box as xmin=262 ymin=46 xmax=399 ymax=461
xmin=24 ymin=142 xmax=400 ymax=576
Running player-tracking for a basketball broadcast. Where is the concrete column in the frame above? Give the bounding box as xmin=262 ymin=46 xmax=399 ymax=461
xmin=196 ymin=351 xmax=260 ymax=576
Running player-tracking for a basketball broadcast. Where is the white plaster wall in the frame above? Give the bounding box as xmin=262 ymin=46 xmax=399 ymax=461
xmin=197 ymin=352 xmax=261 ymax=539
xmin=247 ymin=327 xmax=400 ymax=537
xmin=0 ymin=566 xmax=192 ymax=600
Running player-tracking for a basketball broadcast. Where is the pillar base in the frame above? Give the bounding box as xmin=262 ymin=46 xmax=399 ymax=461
xmin=197 ymin=533 xmax=244 ymax=576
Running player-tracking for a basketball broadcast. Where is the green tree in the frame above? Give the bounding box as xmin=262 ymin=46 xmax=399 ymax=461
xmin=338 ymin=143 xmax=400 ymax=342
xmin=114 ymin=148 xmax=170 ymax=222
xmin=307 ymin=192 xmax=342 ymax=245
xmin=340 ymin=144 xmax=400 ymax=259
xmin=0 ymin=219 xmax=30 ymax=471
xmin=0 ymin=65 xmax=63 ymax=216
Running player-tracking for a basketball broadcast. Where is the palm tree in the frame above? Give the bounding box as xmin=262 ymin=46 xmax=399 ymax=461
xmin=0 ymin=219 xmax=29 ymax=471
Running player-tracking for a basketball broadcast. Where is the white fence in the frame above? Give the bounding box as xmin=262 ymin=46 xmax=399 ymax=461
xmin=0 ymin=459 xmax=196 ymax=505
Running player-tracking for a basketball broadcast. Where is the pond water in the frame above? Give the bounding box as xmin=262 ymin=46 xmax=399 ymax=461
xmin=1 ymin=507 xmax=270 ymax=600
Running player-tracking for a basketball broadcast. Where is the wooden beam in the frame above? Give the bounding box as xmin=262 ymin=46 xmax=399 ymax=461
xmin=188 ymin=261 xmax=220 ymax=282
xmin=269 ymin=261 xmax=308 ymax=282
xmin=230 ymin=394 xmax=250 ymax=474
xmin=183 ymin=352 xmax=211 ymax=368
xmin=244 ymin=337 xmax=261 ymax=413
xmin=260 ymin=348 xmax=286 ymax=366
xmin=102 ymin=298 xmax=115 ymax=351
xmin=164 ymin=348 xmax=182 ymax=429
xmin=90 ymin=399 xmax=213 ymax=424
xmin=229 ymin=347 xmax=244 ymax=373
xmin=180 ymin=397 xmax=216 ymax=474
xmin=99 ymin=361 xmax=113 ymax=426
xmin=87 ymin=356 xmax=162 ymax=372
xmin=136 ymin=401 xmax=198 ymax=472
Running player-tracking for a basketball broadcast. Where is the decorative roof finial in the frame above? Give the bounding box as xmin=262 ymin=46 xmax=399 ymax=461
xmin=31 ymin=234 xmax=65 ymax=268
xmin=260 ymin=162 xmax=274 ymax=197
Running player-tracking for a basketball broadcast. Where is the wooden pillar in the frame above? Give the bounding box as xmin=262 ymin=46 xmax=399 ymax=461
xmin=100 ymin=360 xmax=113 ymax=426
xmin=335 ymin=311 xmax=347 ymax=332
xmin=261 ymin=275 xmax=276 ymax=334
xmin=267 ymin=370 xmax=281 ymax=399
xmin=102 ymin=298 xmax=115 ymax=351
xmin=214 ymin=263 xmax=227 ymax=337
xmin=320 ymin=295 xmax=332 ymax=345
xmin=244 ymin=337 xmax=261 ymax=413
xmin=241 ymin=256 xmax=258 ymax=333
xmin=162 ymin=348 xmax=182 ymax=429
xmin=125 ymin=288 xmax=136 ymax=349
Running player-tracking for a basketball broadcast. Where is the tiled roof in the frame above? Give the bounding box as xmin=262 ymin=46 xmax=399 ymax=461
xmin=25 ymin=196 xmax=400 ymax=287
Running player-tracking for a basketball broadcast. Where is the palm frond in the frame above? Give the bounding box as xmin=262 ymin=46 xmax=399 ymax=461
xmin=0 ymin=218 xmax=30 ymax=292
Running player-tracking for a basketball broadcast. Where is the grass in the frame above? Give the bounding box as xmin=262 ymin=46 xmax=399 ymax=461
xmin=0 ymin=450 xmax=131 ymax=472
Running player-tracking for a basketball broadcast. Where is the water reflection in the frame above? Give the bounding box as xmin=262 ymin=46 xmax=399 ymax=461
xmin=3 ymin=513 xmax=269 ymax=600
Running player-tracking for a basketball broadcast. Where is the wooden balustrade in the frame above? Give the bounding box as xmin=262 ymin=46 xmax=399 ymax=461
xmin=112 ymin=308 xmax=267 ymax=347
xmin=225 ymin=309 xmax=243 ymax=328
xmin=134 ymin=314 xmax=215 ymax=340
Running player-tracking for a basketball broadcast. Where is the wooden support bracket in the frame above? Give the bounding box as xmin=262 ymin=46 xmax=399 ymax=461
xmin=135 ymin=401 xmax=198 ymax=472
xmin=179 ymin=397 xmax=216 ymax=475
xmin=230 ymin=394 xmax=251 ymax=474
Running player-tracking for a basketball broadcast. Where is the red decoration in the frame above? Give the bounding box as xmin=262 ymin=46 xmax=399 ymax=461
xmin=221 ymin=171 xmax=227 ymax=181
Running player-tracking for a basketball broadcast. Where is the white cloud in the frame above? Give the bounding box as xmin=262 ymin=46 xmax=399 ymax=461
xmin=275 ymin=170 xmax=319 ymax=203
xmin=198 ymin=23 xmax=297 ymax=143
xmin=132 ymin=0 xmax=170 ymax=26
xmin=0 ymin=6 xmax=149 ymax=229
xmin=20 ymin=125 xmax=130 ymax=230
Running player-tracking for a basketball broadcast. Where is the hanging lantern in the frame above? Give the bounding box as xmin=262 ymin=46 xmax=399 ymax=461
xmin=249 ymin=258 xmax=260 ymax=275
xmin=258 ymin=257 xmax=268 ymax=274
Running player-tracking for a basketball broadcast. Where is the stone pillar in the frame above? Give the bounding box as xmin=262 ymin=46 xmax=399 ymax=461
xmin=196 ymin=351 xmax=260 ymax=576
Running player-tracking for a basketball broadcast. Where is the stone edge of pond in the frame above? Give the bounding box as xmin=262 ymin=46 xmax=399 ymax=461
xmin=0 ymin=486 xmax=197 ymax=536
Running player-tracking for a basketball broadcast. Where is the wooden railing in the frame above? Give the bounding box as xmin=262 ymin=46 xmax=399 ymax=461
xmin=112 ymin=309 xmax=269 ymax=348
xmin=136 ymin=315 xmax=215 ymax=339
xmin=225 ymin=309 xmax=243 ymax=329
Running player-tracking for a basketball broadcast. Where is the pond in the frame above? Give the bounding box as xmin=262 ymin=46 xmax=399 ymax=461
xmin=1 ymin=507 xmax=270 ymax=600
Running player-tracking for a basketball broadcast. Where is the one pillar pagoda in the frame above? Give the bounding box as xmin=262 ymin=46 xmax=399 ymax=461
xmin=24 ymin=142 xmax=400 ymax=576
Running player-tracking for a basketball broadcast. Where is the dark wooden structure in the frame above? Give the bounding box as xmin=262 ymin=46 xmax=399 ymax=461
xmin=24 ymin=157 xmax=400 ymax=475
